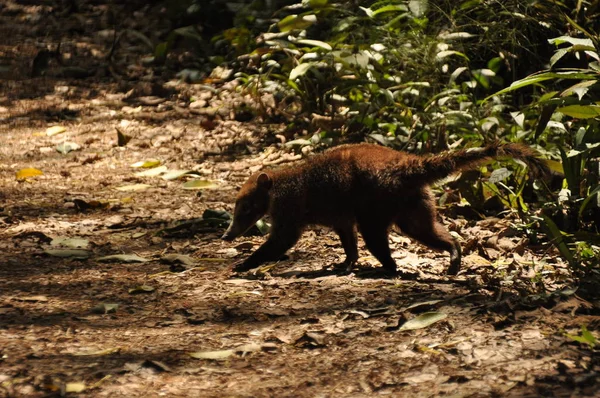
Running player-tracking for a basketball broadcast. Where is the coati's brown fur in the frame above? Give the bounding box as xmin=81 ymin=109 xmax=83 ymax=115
xmin=222 ymin=142 xmax=550 ymax=276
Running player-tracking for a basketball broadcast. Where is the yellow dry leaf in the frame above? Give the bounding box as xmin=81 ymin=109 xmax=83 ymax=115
xmin=46 ymin=126 xmax=67 ymax=136
xmin=16 ymin=168 xmax=43 ymax=180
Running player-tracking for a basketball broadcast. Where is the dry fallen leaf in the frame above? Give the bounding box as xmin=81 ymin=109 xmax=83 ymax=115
xmin=398 ymin=312 xmax=448 ymax=331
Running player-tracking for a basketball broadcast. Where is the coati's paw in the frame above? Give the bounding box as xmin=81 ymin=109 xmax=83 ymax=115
xmin=446 ymin=262 xmax=460 ymax=276
xmin=332 ymin=260 xmax=357 ymax=275
xmin=231 ymin=259 xmax=256 ymax=273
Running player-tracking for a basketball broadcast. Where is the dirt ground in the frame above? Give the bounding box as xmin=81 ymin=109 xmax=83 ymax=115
xmin=1 ymin=1 xmax=599 ymax=397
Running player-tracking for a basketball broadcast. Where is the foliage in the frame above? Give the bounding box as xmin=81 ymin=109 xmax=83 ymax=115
xmin=152 ymin=0 xmax=600 ymax=281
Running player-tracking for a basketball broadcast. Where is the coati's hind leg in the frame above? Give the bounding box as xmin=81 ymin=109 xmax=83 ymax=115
xmin=333 ymin=222 xmax=358 ymax=273
xmin=395 ymin=198 xmax=461 ymax=275
xmin=357 ymin=218 xmax=397 ymax=276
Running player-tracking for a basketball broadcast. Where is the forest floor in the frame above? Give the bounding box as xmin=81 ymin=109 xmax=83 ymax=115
xmin=1 ymin=1 xmax=599 ymax=397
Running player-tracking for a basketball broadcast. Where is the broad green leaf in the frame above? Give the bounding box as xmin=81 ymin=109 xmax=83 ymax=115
xmin=278 ymin=14 xmax=317 ymax=32
xmin=134 ymin=165 xmax=168 ymax=177
xmin=579 ymin=185 xmax=600 ymax=220
xmin=16 ymin=168 xmax=43 ymax=180
xmin=436 ymin=50 xmax=469 ymax=61
xmin=295 ymin=39 xmax=332 ymax=51
xmin=549 ymin=48 xmax=569 ymax=67
xmin=290 ymin=62 xmax=315 ymax=80
xmin=561 ymin=80 xmax=596 ymax=100
xmin=255 ymin=219 xmax=271 ymax=235
xmin=540 ymin=214 xmax=574 ymax=266
xmin=96 ymin=254 xmax=150 ymax=263
xmin=557 ymin=104 xmax=600 ymax=119
xmin=449 ymin=66 xmax=468 ymax=83
xmin=45 ymin=249 xmax=90 ymax=259
xmin=131 ymin=160 xmax=161 ymax=168
xmin=485 ymin=71 xmax=597 ymax=102
xmin=548 ymin=36 xmax=594 ymax=47
xmin=115 ymin=184 xmax=152 ymax=192
xmin=566 ymin=325 xmax=597 ymax=347
xmin=545 ymin=159 xmax=564 ymax=174
xmin=371 ymin=4 xmax=408 ymax=17
xmin=489 ymin=168 xmax=513 ymax=183
xmin=398 ymin=312 xmax=447 ymax=331
xmin=306 ymin=0 xmax=328 ymax=8
xmin=182 ymin=179 xmax=218 ymax=190
xmin=359 ymin=6 xmax=373 ymax=17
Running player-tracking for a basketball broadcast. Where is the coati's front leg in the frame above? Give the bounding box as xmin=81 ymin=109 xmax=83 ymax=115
xmin=233 ymin=223 xmax=303 ymax=272
xmin=333 ymin=223 xmax=359 ymax=273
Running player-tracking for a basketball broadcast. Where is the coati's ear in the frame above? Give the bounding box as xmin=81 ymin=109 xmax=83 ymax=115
xmin=256 ymin=173 xmax=272 ymax=190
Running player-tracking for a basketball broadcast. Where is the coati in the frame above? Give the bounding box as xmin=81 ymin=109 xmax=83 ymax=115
xmin=222 ymin=142 xmax=550 ymax=276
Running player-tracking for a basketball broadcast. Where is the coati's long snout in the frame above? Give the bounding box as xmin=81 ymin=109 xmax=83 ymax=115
xmin=222 ymin=172 xmax=272 ymax=242
xmin=223 ymin=142 xmax=550 ymax=276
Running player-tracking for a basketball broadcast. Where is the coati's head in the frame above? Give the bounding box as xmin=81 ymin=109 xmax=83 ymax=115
xmin=222 ymin=172 xmax=272 ymax=241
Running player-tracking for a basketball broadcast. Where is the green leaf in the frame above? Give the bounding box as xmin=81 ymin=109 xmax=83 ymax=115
xmin=485 ymin=71 xmax=598 ymax=102
xmin=398 ymin=312 xmax=447 ymax=331
xmin=306 ymin=0 xmax=328 ymax=8
xmin=436 ymin=50 xmax=469 ymax=61
xmin=549 ymin=48 xmax=569 ymax=68
xmin=561 ymin=80 xmax=596 ymax=100
xmin=489 ymin=168 xmax=513 ymax=184
xmin=371 ymin=4 xmax=408 ymax=17
xmin=566 ymin=325 xmax=597 ymax=347
xmin=557 ymin=105 xmax=600 ymax=119
xmin=578 ymin=185 xmax=600 ymax=220
xmin=278 ymin=14 xmax=317 ymax=32
xmin=540 ymin=215 xmax=574 ymax=266
xmin=548 ymin=36 xmax=594 ymax=47
xmin=295 ymin=39 xmax=332 ymax=51
xmin=290 ymin=62 xmax=315 ymax=80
